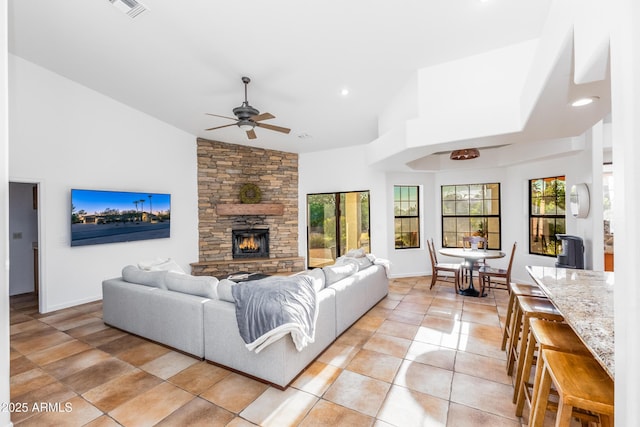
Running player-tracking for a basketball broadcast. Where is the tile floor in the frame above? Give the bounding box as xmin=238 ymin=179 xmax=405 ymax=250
xmin=9 ymin=276 xmax=548 ymax=426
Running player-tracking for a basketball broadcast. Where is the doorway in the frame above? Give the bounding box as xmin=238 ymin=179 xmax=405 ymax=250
xmin=9 ymin=182 xmax=40 ymax=300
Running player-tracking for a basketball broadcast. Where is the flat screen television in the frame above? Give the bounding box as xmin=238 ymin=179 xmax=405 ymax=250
xmin=71 ymin=189 xmax=171 ymax=247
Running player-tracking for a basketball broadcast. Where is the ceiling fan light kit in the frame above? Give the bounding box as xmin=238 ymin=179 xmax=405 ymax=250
xmin=205 ymin=76 xmax=291 ymax=139
xmin=450 ymin=148 xmax=480 ymax=160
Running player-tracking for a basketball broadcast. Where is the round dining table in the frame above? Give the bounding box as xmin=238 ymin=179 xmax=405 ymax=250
xmin=438 ymin=247 xmax=505 ymax=297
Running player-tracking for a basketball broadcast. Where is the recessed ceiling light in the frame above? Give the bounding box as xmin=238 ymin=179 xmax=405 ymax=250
xmin=571 ymin=96 xmax=600 ymax=107
xmin=340 ymin=88 xmax=349 ymax=96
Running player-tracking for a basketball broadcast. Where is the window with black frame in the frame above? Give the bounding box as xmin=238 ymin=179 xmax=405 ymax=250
xmin=394 ymin=185 xmax=420 ymax=249
xmin=529 ymin=176 xmax=566 ymax=256
xmin=307 ymin=191 xmax=370 ymax=268
xmin=441 ymin=183 xmax=501 ymax=249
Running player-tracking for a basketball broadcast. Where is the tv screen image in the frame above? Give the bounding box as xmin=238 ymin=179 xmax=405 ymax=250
xmin=71 ymin=189 xmax=171 ymax=246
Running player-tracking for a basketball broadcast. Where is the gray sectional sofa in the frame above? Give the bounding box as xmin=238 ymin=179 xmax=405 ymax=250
xmin=102 ymin=256 xmax=389 ymax=388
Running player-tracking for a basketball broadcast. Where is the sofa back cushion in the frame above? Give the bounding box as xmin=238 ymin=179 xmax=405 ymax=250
xmin=216 ymin=279 xmax=236 ymax=302
xmin=304 ymin=268 xmax=326 ymax=292
xmin=138 ymin=258 xmax=186 ymax=274
xmin=122 ymin=265 xmax=168 ymax=289
xmin=322 ymin=262 xmax=358 ymax=286
xmin=165 ymin=272 xmax=218 ymax=299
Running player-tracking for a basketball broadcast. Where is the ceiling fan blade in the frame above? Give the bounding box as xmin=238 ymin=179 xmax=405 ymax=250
xmin=206 ymin=113 xmax=238 ymax=121
xmin=251 ymin=112 xmax=275 ymax=122
xmin=256 ymin=122 xmax=291 ymax=134
xmin=205 ymin=123 xmax=237 ymax=131
xmin=246 ymin=129 xmax=257 ymax=139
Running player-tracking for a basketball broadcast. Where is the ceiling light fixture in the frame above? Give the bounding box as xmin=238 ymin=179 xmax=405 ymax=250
xmin=340 ymin=88 xmax=349 ymax=96
xmin=237 ymin=120 xmax=255 ymax=131
xmin=571 ymin=96 xmax=600 ymax=107
xmin=450 ymin=148 xmax=480 ymax=160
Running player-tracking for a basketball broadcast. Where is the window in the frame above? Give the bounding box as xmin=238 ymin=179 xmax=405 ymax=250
xmin=394 ymin=185 xmax=420 ymax=249
xmin=307 ymin=191 xmax=370 ymax=268
xmin=441 ymin=183 xmax=501 ymax=249
xmin=529 ymin=176 xmax=565 ymax=256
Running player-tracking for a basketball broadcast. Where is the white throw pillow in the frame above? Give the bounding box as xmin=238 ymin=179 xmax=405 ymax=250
xmin=303 ymin=269 xmax=326 ymax=292
xmin=344 ymin=248 xmax=366 ymax=258
xmin=164 ymin=272 xmax=218 ymax=299
xmin=323 ymin=262 xmax=358 ymax=286
xmin=216 ymin=279 xmax=236 ymax=302
xmin=138 ymin=258 xmax=186 ymax=274
xmin=122 ymin=265 xmax=168 ymax=289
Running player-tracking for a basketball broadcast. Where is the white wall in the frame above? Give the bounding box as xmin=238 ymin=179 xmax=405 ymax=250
xmin=1 ymin=0 xmax=12 ymax=424
xmin=8 ymin=182 xmax=38 ymax=295
xmin=8 ymin=55 xmax=199 ymax=312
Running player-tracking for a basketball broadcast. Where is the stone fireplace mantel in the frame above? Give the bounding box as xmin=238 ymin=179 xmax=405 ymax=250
xmin=216 ymin=203 xmax=284 ymax=216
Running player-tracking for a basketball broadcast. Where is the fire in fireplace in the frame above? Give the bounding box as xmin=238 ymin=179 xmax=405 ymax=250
xmin=232 ymin=228 xmax=269 ymax=259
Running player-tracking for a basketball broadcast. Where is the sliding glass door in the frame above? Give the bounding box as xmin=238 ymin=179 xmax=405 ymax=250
xmin=307 ymin=191 xmax=370 ymax=268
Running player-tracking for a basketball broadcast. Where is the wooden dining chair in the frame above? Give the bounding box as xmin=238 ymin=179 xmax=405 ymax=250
xmin=478 ymin=241 xmax=517 ymax=295
xmin=427 ymin=238 xmax=462 ymax=290
xmin=461 ymin=235 xmax=488 ymax=283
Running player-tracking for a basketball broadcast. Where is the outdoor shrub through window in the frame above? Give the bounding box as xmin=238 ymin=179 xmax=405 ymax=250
xmin=529 ymin=176 xmax=566 ymax=256
xmin=441 ymin=183 xmax=501 ymax=249
xmin=394 ymin=185 xmax=420 ymax=249
xmin=307 ymin=191 xmax=370 ymax=268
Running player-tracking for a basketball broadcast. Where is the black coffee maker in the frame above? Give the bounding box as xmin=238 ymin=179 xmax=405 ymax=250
xmin=555 ymin=234 xmax=585 ymax=269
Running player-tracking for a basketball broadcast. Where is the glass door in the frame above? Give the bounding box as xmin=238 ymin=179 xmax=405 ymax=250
xmin=307 ymin=191 xmax=370 ymax=268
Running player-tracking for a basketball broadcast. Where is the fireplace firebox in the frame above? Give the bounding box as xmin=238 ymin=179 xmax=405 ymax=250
xmin=232 ymin=228 xmax=269 ymax=259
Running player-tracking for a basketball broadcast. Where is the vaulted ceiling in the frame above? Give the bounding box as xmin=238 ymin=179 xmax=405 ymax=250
xmin=8 ymin=0 xmax=610 ymax=170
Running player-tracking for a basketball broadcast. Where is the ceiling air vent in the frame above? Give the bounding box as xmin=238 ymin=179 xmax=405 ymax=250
xmin=109 ymin=0 xmax=148 ymax=19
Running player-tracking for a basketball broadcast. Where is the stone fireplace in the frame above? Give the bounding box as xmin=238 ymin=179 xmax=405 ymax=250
xmin=190 ymin=138 xmax=306 ymax=278
xmin=232 ymin=228 xmax=269 ymax=259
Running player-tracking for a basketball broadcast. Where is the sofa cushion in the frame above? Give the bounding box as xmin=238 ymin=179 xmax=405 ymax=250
xmin=344 ymin=248 xmax=366 ymax=258
xmin=165 ymin=272 xmax=218 ymax=299
xmin=216 ymin=279 xmax=236 ymax=302
xmin=322 ymin=262 xmax=358 ymax=286
xmin=122 ymin=265 xmax=168 ymax=289
xmin=304 ymin=268 xmax=326 ymax=292
xmin=138 ymin=258 xmax=186 ymax=274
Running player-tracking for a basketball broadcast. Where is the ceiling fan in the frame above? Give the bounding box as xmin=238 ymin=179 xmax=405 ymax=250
xmin=205 ymin=76 xmax=291 ymax=140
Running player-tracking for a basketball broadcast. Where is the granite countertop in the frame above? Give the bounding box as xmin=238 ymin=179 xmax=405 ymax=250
xmin=526 ymin=265 xmax=614 ymax=378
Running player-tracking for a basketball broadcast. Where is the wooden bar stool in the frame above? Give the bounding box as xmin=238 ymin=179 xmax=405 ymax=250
xmin=509 ymin=296 xmax=563 ymax=403
xmin=530 ymin=349 xmax=614 ymax=427
xmin=515 ymin=318 xmax=591 ymax=418
xmin=502 ymin=282 xmax=547 ymax=352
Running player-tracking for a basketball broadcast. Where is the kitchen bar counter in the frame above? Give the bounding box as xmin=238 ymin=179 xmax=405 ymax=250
xmin=526 ymin=265 xmax=614 ymax=378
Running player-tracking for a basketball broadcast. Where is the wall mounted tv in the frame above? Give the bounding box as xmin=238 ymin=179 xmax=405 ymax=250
xmin=71 ymin=189 xmax=171 ymax=247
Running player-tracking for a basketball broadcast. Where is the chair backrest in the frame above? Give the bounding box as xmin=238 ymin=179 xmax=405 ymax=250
xmin=462 ymin=235 xmax=486 ymax=250
xmin=505 ymin=242 xmax=518 ymax=277
xmin=427 ymin=238 xmax=437 ymax=267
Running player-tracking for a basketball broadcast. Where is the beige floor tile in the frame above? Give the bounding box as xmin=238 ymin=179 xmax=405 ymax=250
xmin=116 ymin=340 xmax=171 ymax=366
xmin=26 ymin=338 xmax=93 ymax=366
xmin=82 ymin=368 xmax=163 ymax=412
xmin=346 ymin=348 xmax=402 ymax=383
xmin=363 ymin=333 xmax=411 ymax=358
xmin=395 ymin=300 xmax=429 ymax=315
xmin=10 ymin=319 xmax=50 ymax=335
xmin=168 ymin=361 xmax=231 ymax=395
xmin=335 ymin=327 xmax=374 ymax=348
xmin=353 ymin=313 xmax=386 ymax=332
xmin=377 ymin=319 xmax=420 ymax=340
xmin=414 ymin=324 xmax=460 ymax=349
xmin=377 ymin=384 xmax=449 ymax=427
xmin=446 ymin=401 xmax=521 ymax=427
xmin=460 ymin=310 xmax=501 ymax=327
xmin=291 ymin=361 xmax=342 ymax=396
xmin=11 ymin=329 xmax=75 ymax=355
xmin=460 ymin=321 xmax=503 ymax=342
xmin=386 ymin=309 xmax=425 ymax=326
xmin=405 ymin=341 xmax=456 ymax=371
xmin=155 ymin=396 xmax=235 ymax=426
xmin=457 ymin=333 xmax=506 ymax=360
xmin=97 ymin=334 xmax=148 ymax=356
xmin=323 ymin=370 xmax=390 ymax=417
xmin=402 ymin=292 xmax=434 ymax=306
xmin=454 ymin=351 xmax=512 ymax=385
xmin=376 ymin=298 xmax=400 ymax=310
xmin=394 ymin=359 xmax=453 ymax=400
xmin=65 ymin=318 xmax=111 ymax=338
xmin=61 ymin=357 xmax=135 ymax=394
xmin=42 ymin=348 xmax=113 ymax=380
xmin=450 ymin=372 xmax=518 ymax=420
xmin=200 ymin=373 xmax=269 ymax=413
xmin=8 ymin=381 xmax=76 ymax=424
xmin=240 ymin=387 xmax=318 ymax=427
xmin=10 ymin=355 xmax=38 ymax=377
xmin=299 ymin=399 xmax=374 ymax=426
xmin=316 ymin=342 xmax=359 ymax=368
xmin=78 ymin=327 xmax=128 ymax=347
xmin=140 ymin=350 xmax=199 ymax=379
xmin=109 ymin=382 xmax=194 ymax=426
xmin=10 ymin=368 xmax=60 ymax=399
xmin=83 ymin=414 xmax=122 ymax=427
